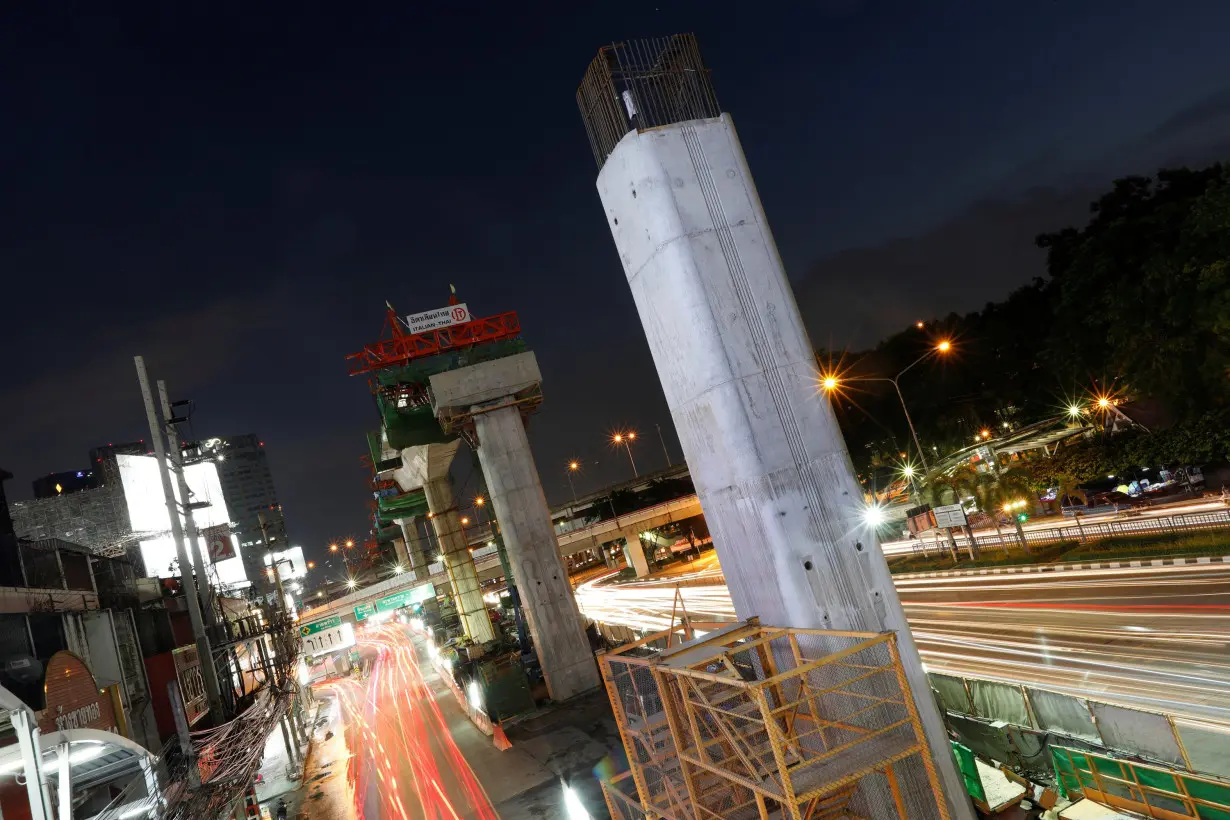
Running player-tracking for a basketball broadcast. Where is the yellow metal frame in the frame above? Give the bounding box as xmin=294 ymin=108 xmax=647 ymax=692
xmin=599 ymin=619 xmax=950 ymax=820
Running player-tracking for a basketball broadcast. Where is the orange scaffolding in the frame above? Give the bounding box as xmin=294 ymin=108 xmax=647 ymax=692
xmin=598 ymin=618 xmax=950 ymax=820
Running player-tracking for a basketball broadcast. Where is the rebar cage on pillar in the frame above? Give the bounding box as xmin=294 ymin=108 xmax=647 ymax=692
xmin=599 ymin=619 xmax=950 ymax=820
xmin=576 ymin=33 xmax=722 ymax=166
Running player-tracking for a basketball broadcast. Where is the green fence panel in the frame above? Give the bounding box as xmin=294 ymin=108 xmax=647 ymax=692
xmin=929 ymin=673 xmax=972 ymax=714
xmin=952 ymin=742 xmax=986 ymax=803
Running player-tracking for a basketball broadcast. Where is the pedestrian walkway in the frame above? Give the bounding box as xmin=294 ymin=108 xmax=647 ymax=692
xmin=253 ymin=706 xmax=312 ymax=819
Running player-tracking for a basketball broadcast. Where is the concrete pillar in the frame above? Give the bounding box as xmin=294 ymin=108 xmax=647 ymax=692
xmin=391 ymin=537 xmax=410 ymax=570
xmin=594 ymin=110 xmax=973 ymax=817
xmin=620 ymin=530 xmax=650 ymax=577
xmin=472 ymin=404 xmax=601 ymax=701
xmin=422 ymin=477 xmax=497 ymax=644
xmin=396 ymin=516 xmax=430 ymax=579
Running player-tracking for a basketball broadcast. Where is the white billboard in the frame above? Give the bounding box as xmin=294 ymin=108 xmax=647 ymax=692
xmin=405 ymin=303 xmax=471 ymax=333
xmin=117 ymin=454 xmax=232 ymax=532
xmin=120 ymin=454 xmax=246 ymax=587
xmin=262 ymin=546 xmax=307 ymax=580
xmin=139 ymin=536 xmax=249 ymax=588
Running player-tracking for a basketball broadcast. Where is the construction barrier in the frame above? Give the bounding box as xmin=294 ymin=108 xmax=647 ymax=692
xmin=1052 ymin=745 xmax=1230 ymax=819
xmin=929 ymin=671 xmax=1230 ymax=781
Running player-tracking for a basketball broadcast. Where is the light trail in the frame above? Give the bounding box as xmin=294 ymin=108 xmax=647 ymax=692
xmin=576 ymin=561 xmax=1230 ymax=728
xmin=323 ymin=624 xmax=498 ymax=820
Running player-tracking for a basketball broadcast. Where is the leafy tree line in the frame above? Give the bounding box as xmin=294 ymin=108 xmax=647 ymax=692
xmin=824 ymin=163 xmax=1230 ymax=479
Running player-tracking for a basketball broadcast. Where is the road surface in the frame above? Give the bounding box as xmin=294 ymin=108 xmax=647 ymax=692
xmin=575 ymin=557 xmax=1230 ymax=729
xmin=324 ymin=625 xmax=499 ymax=820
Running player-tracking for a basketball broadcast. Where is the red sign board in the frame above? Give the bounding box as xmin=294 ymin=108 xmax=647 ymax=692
xmin=202 ymin=523 xmax=236 ymax=562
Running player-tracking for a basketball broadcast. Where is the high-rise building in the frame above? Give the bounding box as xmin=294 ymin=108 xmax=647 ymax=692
xmin=212 ymin=434 xmax=286 ymax=585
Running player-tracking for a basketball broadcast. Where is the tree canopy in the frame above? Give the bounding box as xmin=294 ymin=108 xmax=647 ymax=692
xmin=825 ymin=162 xmax=1230 ymax=478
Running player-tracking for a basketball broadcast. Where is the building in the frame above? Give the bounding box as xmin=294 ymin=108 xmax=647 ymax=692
xmin=212 ymin=434 xmax=287 ymax=587
xmin=31 ymin=468 xmax=99 ymax=499
xmin=9 ymin=445 xmax=250 ymax=591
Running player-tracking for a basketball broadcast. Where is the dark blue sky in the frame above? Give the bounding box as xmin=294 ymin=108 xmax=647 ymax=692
xmin=4 ymin=1 xmax=1230 ymax=562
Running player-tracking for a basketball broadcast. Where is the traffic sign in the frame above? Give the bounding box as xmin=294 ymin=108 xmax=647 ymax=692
xmin=375 ymin=583 xmax=436 ymax=612
xmin=354 ymin=602 xmax=376 ymax=622
xmin=933 ymin=504 xmax=968 ymax=529
xmin=405 ymin=303 xmax=471 ymax=334
xmin=300 ymin=615 xmax=341 ymax=636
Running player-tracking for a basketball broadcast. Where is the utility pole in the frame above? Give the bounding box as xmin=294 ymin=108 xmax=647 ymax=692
xmin=258 ymin=511 xmax=288 ymax=615
xmin=655 ymin=423 xmax=673 ymax=468
xmin=135 ymin=356 xmax=224 ymax=720
xmin=157 ymin=381 xmax=214 ymax=625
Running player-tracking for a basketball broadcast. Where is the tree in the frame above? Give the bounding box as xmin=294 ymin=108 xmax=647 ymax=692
xmin=1039 ymin=166 xmax=1230 ymax=418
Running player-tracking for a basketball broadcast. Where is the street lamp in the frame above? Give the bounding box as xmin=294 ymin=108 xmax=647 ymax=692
xmin=612 ymin=431 xmax=638 ymax=478
xmin=566 ymin=460 xmax=580 ymax=503
xmin=819 ymin=340 xmax=953 ymax=472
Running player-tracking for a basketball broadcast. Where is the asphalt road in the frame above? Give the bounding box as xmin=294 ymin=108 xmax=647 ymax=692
xmin=576 ymin=557 xmax=1230 ymax=727
xmin=327 ymin=625 xmax=499 ymax=820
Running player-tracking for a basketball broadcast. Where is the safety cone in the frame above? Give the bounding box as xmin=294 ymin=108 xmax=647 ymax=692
xmin=493 ymin=721 xmax=512 ymax=751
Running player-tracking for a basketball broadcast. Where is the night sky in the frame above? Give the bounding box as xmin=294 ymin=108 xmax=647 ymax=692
xmin=5 ymin=1 xmax=1230 ymax=565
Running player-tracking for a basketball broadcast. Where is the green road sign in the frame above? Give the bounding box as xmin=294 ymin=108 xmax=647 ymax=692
xmin=354 ymin=602 xmax=376 ymax=622
xmin=300 ymin=614 xmax=341 ymax=636
xmin=375 ymin=583 xmax=435 ymax=612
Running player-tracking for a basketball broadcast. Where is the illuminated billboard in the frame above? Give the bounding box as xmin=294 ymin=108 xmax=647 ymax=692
xmin=139 ymin=536 xmax=249 ymax=588
xmin=262 ymin=546 xmax=307 ymax=580
xmin=117 ymin=454 xmax=232 ymax=532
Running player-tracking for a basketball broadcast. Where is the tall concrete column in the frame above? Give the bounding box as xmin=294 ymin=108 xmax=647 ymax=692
xmin=471 ymin=403 xmax=600 ymax=700
xmin=394 ymin=442 xmax=495 ymax=644
xmin=422 ymin=477 xmax=496 ymax=644
xmin=620 ymin=530 xmax=650 ymax=577
xmin=396 ymin=516 xmax=430 ymax=578
xmin=587 ymin=46 xmax=973 ymax=817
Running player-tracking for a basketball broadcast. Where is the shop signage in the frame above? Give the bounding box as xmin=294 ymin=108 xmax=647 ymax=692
xmin=39 ymin=651 xmax=117 ymax=735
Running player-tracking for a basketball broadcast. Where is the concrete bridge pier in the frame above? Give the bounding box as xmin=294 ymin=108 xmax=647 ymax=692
xmin=395 ymin=441 xmax=495 ymax=644
xmin=431 ymin=352 xmax=600 ymax=701
xmin=588 ymin=40 xmax=975 ymax=817
xmin=619 ymin=529 xmax=650 ymax=576
xmin=394 ymin=516 xmax=431 ymax=579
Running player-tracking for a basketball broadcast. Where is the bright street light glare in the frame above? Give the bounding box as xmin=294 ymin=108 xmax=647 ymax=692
xmin=936 ymin=340 xmax=952 ymax=352
xmin=901 ymin=465 xmax=915 ymax=479
xmin=393 ymin=565 xmax=404 ymax=575
xmin=346 ymin=578 xmax=357 ymax=590
xmin=612 ymin=433 xmax=623 ymax=443
xmin=329 ymin=544 xmax=338 ymax=552
xmin=821 ymin=376 xmax=839 ymax=391
xmin=862 ymin=504 xmax=886 ymax=527
xmin=345 ymin=539 xmax=354 ymax=548
xmin=568 ymin=460 xmax=579 ymax=471
xmin=627 ymin=431 xmax=636 ymax=440
xmin=475 ymin=496 xmax=485 ymax=506
xmin=1068 ymin=404 xmax=1083 ymax=418
xmin=1097 ymin=396 xmax=1111 ymax=408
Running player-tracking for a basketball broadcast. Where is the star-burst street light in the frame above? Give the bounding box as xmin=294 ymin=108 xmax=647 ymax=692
xmin=612 ymin=431 xmax=639 ymax=478
xmin=819 ymin=340 xmax=954 ymax=471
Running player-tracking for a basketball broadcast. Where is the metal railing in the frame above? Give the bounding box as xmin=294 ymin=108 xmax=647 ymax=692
xmin=577 ymin=34 xmax=721 ymax=166
xmin=906 ymin=508 xmax=1230 ymax=557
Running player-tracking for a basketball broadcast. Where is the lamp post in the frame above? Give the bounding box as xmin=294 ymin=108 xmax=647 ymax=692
xmin=821 ymin=340 xmax=952 ymax=472
xmin=612 ymin=431 xmax=638 ymax=478
xmin=566 ymin=461 xmax=580 ymax=504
